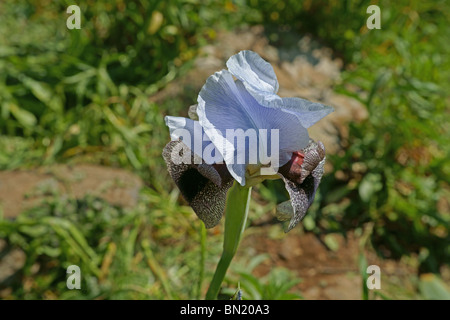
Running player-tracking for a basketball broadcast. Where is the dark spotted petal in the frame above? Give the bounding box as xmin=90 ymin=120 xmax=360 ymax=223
xmin=162 ymin=141 xmax=233 ymax=228
xmin=280 ymin=140 xmax=326 ymax=232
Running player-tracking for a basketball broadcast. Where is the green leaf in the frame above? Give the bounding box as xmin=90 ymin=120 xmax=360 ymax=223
xmin=358 ymin=253 xmax=369 ymax=300
xmin=359 ymin=173 xmax=383 ymax=203
xmin=419 ymin=274 xmax=450 ymax=300
xmin=238 ymin=272 xmax=263 ymax=300
xmin=8 ymin=102 xmax=37 ymax=128
xmin=323 ymin=234 xmax=339 ymax=252
xmin=20 ymin=76 xmax=52 ymax=105
xmin=222 ymin=183 xmax=251 ymax=259
xmin=206 ymin=182 xmax=252 ymax=300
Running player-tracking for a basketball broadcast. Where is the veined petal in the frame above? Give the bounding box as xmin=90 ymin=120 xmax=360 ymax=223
xmin=197 ymin=69 xmax=309 ymax=185
xmin=226 ymin=50 xmax=279 ymax=93
xmin=197 ymin=70 xmax=255 ymax=184
xmin=281 ymin=168 xmax=322 ymax=232
xmin=281 ymin=97 xmax=334 ymax=128
xmin=278 ymin=140 xmax=326 ymax=232
xmin=162 ymin=141 xmax=233 ymax=228
xmin=226 ymin=50 xmax=282 ymax=108
xmin=164 ymin=116 xmax=223 ymax=164
xmin=234 ymin=80 xmax=309 ymax=166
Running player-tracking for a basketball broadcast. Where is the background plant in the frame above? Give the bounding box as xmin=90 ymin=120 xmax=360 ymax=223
xmin=0 ymin=0 xmax=448 ymax=299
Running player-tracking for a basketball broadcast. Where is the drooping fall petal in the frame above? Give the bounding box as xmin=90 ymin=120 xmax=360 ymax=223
xmin=278 ymin=140 xmax=326 ymax=232
xmin=162 ymin=140 xmax=233 ymax=228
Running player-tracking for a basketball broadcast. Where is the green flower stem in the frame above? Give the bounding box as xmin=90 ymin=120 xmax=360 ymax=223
xmin=196 ymin=221 xmax=207 ymax=299
xmin=205 ymin=181 xmax=251 ymax=300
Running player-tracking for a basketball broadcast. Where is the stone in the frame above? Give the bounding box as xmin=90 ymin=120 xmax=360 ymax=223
xmin=0 ymin=164 xmax=143 ymax=219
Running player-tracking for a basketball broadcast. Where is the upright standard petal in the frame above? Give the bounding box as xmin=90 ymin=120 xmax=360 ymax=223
xmin=226 ymin=51 xmax=334 ymax=124
xmin=234 ymin=80 xmax=310 ymax=166
xmin=165 ymin=116 xmax=223 ymax=164
xmin=226 ymin=50 xmax=282 ymax=108
xmin=197 ymin=69 xmax=309 ymax=185
xmin=281 ymin=97 xmax=334 ymax=128
xmin=197 ymin=70 xmax=255 ymax=184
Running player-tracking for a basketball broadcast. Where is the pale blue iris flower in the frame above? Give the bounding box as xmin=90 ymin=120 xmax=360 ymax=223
xmin=163 ymin=50 xmax=333 ymax=231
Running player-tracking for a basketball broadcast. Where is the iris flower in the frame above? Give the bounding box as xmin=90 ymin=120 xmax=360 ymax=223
xmin=163 ymin=50 xmax=333 ymax=299
xmin=163 ymin=50 xmax=333 ymax=232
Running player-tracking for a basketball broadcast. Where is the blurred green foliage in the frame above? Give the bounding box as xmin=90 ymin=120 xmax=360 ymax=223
xmin=223 ymin=254 xmax=303 ymax=300
xmin=297 ymin=0 xmax=449 ymax=273
xmin=0 ymin=189 xmax=207 ymax=299
xmin=0 ymin=0 xmax=449 ymax=299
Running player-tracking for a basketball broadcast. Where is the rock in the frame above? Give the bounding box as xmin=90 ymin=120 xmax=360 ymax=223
xmin=0 ymin=240 xmax=26 ymax=284
xmin=0 ymin=164 xmax=143 ymax=219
